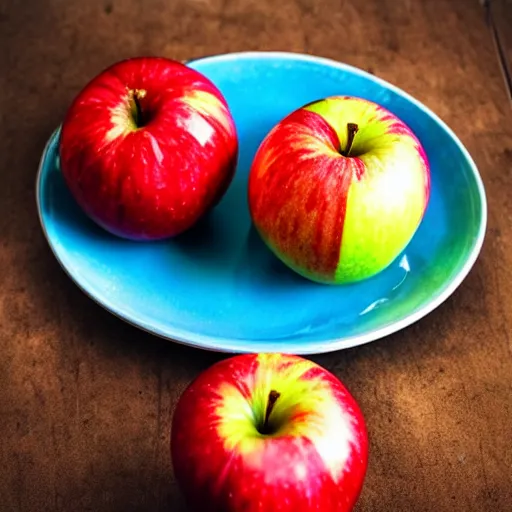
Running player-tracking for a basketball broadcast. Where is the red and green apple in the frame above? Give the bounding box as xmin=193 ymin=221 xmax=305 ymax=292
xmin=59 ymin=56 xmax=238 ymax=240
xmin=248 ymin=96 xmax=430 ymax=284
xmin=171 ymin=353 xmax=368 ymax=512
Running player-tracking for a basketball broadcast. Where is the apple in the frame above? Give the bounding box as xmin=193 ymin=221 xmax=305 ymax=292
xmin=59 ymin=56 xmax=238 ymax=240
xmin=171 ymin=353 xmax=368 ymax=512
xmin=248 ymin=96 xmax=430 ymax=284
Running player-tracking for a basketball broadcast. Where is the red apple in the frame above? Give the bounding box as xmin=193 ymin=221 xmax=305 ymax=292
xmin=171 ymin=353 xmax=368 ymax=511
xmin=248 ymin=96 xmax=430 ymax=284
xmin=59 ymin=56 xmax=238 ymax=240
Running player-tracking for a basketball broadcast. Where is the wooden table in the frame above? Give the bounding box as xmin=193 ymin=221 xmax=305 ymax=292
xmin=1 ymin=0 xmax=511 ymax=510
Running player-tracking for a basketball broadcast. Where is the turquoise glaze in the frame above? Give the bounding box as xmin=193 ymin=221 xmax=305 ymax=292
xmin=36 ymin=52 xmax=487 ymax=354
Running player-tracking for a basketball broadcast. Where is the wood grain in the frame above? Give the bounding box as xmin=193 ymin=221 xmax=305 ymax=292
xmin=487 ymin=0 xmax=512 ymax=101
xmin=0 ymin=0 xmax=511 ymax=510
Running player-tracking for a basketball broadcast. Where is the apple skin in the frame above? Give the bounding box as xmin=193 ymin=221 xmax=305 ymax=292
xmin=59 ymin=56 xmax=238 ymax=240
xmin=248 ymin=96 xmax=430 ymax=284
xmin=171 ymin=353 xmax=368 ymax=512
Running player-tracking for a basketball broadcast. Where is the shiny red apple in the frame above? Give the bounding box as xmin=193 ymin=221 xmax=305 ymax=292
xmin=171 ymin=353 xmax=368 ymax=512
xmin=59 ymin=56 xmax=238 ymax=240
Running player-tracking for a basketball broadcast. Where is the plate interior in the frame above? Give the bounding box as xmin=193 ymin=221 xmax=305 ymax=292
xmin=37 ymin=52 xmax=486 ymax=353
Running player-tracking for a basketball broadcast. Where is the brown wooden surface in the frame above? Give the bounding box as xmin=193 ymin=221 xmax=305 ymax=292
xmin=1 ymin=0 xmax=511 ymax=510
xmin=491 ymin=0 xmax=512 ymax=105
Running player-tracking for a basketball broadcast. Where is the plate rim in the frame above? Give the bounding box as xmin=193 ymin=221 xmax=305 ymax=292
xmin=35 ymin=50 xmax=488 ymax=354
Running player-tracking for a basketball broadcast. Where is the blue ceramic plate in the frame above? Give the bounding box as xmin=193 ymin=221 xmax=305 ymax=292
xmin=36 ymin=52 xmax=487 ymax=354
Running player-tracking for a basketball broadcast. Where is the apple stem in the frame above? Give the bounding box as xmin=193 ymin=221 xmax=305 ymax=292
xmin=128 ymin=89 xmax=147 ymax=128
xmin=342 ymin=123 xmax=359 ymax=157
xmin=261 ymin=389 xmax=280 ymax=435
xmin=133 ymin=96 xmax=142 ymax=126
